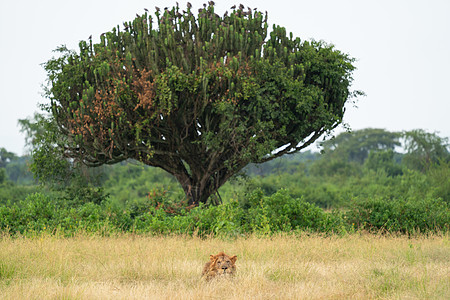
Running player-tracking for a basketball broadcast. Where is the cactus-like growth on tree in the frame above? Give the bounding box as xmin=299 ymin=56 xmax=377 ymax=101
xmin=43 ymin=3 xmax=359 ymax=205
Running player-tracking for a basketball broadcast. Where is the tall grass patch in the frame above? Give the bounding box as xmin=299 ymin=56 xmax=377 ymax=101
xmin=0 ymin=234 xmax=448 ymax=299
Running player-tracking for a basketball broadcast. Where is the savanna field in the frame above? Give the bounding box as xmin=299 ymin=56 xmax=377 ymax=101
xmin=1 ymin=233 xmax=449 ymax=299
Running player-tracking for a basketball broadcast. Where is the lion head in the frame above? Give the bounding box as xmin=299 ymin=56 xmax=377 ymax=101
xmin=202 ymin=252 xmax=237 ymax=281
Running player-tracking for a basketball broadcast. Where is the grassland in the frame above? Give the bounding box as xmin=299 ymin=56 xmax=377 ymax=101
xmin=0 ymin=233 xmax=448 ymax=299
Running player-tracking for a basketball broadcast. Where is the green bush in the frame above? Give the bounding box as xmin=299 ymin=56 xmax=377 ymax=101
xmin=345 ymin=196 xmax=449 ymax=234
xmin=189 ymin=201 xmax=245 ymax=236
xmin=0 ymin=192 xmax=120 ymax=236
xmin=242 ymin=189 xmax=346 ymax=234
xmin=0 ymin=193 xmax=58 ymax=234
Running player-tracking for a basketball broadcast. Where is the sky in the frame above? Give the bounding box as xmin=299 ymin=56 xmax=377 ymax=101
xmin=1 ymin=0 xmax=449 ymax=156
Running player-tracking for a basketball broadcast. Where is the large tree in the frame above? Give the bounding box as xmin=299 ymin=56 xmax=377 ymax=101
xmin=42 ymin=3 xmax=360 ymax=205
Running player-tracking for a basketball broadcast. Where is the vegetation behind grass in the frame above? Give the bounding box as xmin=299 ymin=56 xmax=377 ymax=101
xmin=0 ymin=188 xmax=447 ymax=237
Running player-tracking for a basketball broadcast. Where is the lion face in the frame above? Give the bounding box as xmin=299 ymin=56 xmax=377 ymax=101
xmin=202 ymin=252 xmax=237 ymax=280
xmin=213 ymin=253 xmax=237 ymax=275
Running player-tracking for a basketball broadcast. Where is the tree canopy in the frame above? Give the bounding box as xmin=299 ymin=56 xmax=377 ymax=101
xmin=402 ymin=129 xmax=449 ymax=171
xmin=320 ymin=128 xmax=401 ymax=164
xmin=41 ymin=3 xmax=360 ymax=205
xmin=0 ymin=148 xmax=17 ymax=169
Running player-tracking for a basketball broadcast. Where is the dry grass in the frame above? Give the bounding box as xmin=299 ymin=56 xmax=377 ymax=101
xmin=0 ymin=233 xmax=449 ymax=299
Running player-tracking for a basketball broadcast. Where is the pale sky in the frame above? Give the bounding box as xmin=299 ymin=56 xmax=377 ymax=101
xmin=1 ymin=0 xmax=449 ymax=156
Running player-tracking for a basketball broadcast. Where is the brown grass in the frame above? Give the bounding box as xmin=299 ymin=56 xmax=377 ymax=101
xmin=0 ymin=233 xmax=449 ymax=299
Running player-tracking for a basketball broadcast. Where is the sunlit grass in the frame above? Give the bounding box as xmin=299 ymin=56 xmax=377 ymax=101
xmin=0 ymin=233 xmax=448 ymax=299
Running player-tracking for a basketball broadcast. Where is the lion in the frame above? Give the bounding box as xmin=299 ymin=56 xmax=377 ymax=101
xmin=202 ymin=251 xmax=237 ymax=281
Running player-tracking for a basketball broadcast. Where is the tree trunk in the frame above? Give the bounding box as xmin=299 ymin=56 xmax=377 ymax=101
xmin=180 ymin=179 xmax=218 ymax=206
xmin=174 ymin=170 xmax=226 ymax=206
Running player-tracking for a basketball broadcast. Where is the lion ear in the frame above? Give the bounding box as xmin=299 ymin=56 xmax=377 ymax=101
xmin=209 ymin=255 xmax=216 ymax=261
xmin=230 ymin=255 xmax=237 ymax=263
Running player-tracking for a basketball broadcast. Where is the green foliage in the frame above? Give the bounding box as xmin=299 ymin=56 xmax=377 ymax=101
xmin=41 ymin=2 xmax=360 ymax=205
xmin=0 ymin=188 xmax=348 ymax=236
xmin=310 ymin=158 xmax=362 ymax=178
xmin=245 ymin=150 xmax=319 ymax=176
xmin=242 ymin=189 xmax=345 ymax=234
xmin=4 ymin=156 xmax=34 ymax=185
xmin=345 ymin=196 xmax=449 ymax=234
xmin=102 ymin=162 xmax=184 ymax=206
xmin=320 ymin=128 xmax=401 ymax=164
xmin=402 ymin=129 xmax=449 ymax=172
xmin=62 ymin=182 xmax=108 ymax=206
xmin=365 ymin=150 xmax=403 ymax=177
xmin=0 ymin=168 xmax=6 ymax=185
xmin=1 ymin=181 xmax=448 ymax=237
xmin=19 ymin=113 xmax=72 ymax=185
xmin=307 ymin=129 xmax=403 ymax=178
xmin=0 ymin=193 xmax=116 ymax=236
xmin=0 ymin=184 xmax=40 ymax=206
xmin=0 ymin=193 xmax=58 ymax=233
xmin=18 ymin=115 xmax=109 ymax=206
xmin=0 ymin=149 xmax=40 ymax=205
xmin=0 ymin=148 xmax=17 ymax=168
xmin=426 ymin=161 xmax=450 ymax=202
